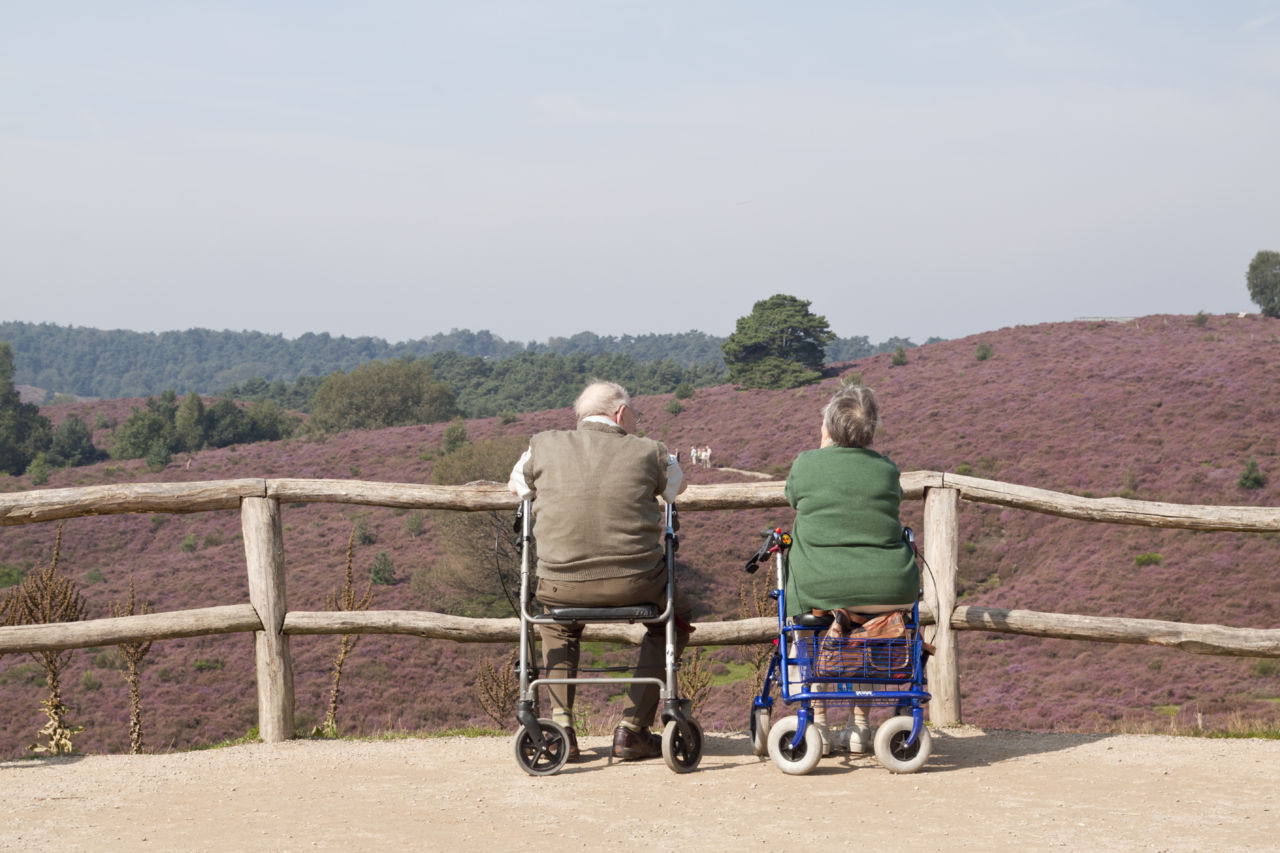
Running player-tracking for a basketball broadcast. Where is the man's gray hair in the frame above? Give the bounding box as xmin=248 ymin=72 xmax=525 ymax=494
xmin=822 ymin=384 xmax=879 ymax=448
xmin=574 ymin=380 xmax=631 ymax=420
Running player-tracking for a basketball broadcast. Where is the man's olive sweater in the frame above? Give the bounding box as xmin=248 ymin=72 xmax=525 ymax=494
xmin=521 ymin=420 xmax=671 ymax=581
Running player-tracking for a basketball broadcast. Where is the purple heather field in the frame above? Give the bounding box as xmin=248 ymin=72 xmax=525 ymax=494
xmin=1 ymin=313 xmax=1278 ymax=755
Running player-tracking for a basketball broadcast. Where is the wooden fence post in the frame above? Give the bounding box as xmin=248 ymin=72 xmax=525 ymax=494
xmin=242 ymin=496 xmax=295 ymax=742
xmin=923 ymin=486 xmax=961 ymax=726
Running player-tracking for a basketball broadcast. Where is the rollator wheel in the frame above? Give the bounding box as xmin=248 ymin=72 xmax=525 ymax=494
xmin=766 ymin=715 xmax=823 ymax=776
xmin=872 ymin=715 xmax=932 ymax=774
xmin=512 ymin=719 xmax=572 ymax=777
xmin=749 ymin=706 xmax=770 ymax=757
xmin=661 ymin=718 xmax=704 ymax=773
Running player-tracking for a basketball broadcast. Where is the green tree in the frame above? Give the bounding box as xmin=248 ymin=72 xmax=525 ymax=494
xmin=111 ymin=403 xmax=176 ymax=460
xmin=174 ymin=393 xmax=207 ymax=452
xmin=46 ymin=414 xmax=101 ymax=467
xmin=0 ymin=342 xmax=53 ymax=475
xmin=1247 ymin=250 xmax=1280 ymax=317
xmin=721 ymin=294 xmax=835 ymax=389
xmin=309 ymin=358 xmax=457 ymax=433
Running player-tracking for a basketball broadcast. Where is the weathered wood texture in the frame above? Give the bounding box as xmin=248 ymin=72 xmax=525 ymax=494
xmin=949 ymin=605 xmax=1280 ymax=658
xmin=3 ymin=472 xmax=1273 ymax=529
xmin=0 ymin=605 xmax=261 ymax=653
xmin=266 ymin=479 xmax=515 ymax=510
xmin=942 ymin=473 xmax=1280 ymax=531
xmin=922 ymin=487 xmax=962 ymax=725
xmin=283 ymin=611 xmax=778 ymax=647
xmin=0 ymin=480 xmax=266 ymax=525
xmin=242 ymin=497 xmax=294 ymax=743
xmin=286 ymin=607 xmax=1280 ymax=658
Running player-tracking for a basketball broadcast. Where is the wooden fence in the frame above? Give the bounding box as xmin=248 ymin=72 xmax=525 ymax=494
xmin=2 ymin=473 xmax=1279 ymax=741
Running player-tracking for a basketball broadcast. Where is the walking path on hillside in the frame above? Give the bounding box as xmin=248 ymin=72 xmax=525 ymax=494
xmin=3 ymin=727 xmax=1277 ymax=851
xmin=707 ymin=465 xmax=773 ymax=479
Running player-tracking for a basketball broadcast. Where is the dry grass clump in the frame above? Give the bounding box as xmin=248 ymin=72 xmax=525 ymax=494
xmin=9 ymin=525 xmax=88 ymax=754
xmin=315 ymin=526 xmax=373 ymax=738
xmin=108 ymin=576 xmax=153 ymax=753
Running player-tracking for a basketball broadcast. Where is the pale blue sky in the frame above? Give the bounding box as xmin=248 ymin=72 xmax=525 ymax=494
xmin=2 ymin=2 xmax=1277 ymax=344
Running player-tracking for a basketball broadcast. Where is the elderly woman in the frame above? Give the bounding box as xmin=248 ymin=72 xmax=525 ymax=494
xmin=784 ymin=384 xmax=919 ymax=750
xmin=785 ymin=384 xmax=918 ymax=618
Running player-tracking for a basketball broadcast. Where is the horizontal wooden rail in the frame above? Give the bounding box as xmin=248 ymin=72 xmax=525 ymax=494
xmin=0 ymin=605 xmax=262 ymax=653
xmin=949 ymin=605 xmax=1280 ymax=657
xmin=0 ymin=480 xmax=267 ymax=525
xmin=941 ymin=473 xmax=1280 ymax=532
xmin=4 ymin=604 xmax=1276 ymax=659
xmin=282 ymin=611 xmax=779 ymax=646
xmin=8 ymin=471 xmax=1276 ymax=529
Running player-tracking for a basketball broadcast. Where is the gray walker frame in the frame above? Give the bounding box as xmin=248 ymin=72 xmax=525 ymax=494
xmin=512 ymin=497 xmax=702 ymax=775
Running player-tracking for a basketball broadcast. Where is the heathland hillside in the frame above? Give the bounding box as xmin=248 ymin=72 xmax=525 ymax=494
xmin=1 ymin=313 xmax=1277 ymax=755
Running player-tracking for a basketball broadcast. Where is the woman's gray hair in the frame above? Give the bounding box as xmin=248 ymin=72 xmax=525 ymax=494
xmin=574 ymin=380 xmax=631 ymax=420
xmin=822 ymin=384 xmax=879 ymax=448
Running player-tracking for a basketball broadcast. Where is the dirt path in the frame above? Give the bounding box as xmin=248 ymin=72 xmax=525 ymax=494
xmin=3 ymin=727 xmax=1277 ymax=852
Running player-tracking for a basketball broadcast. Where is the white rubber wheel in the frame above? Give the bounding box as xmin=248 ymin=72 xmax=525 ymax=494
xmin=766 ymin=715 xmax=823 ymax=776
xmin=750 ymin=706 xmax=770 ymax=757
xmin=872 ymin=715 xmax=932 ymax=774
xmin=661 ymin=718 xmax=703 ymax=773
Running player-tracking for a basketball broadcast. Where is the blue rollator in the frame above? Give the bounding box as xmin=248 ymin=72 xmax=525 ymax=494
xmin=745 ymin=527 xmax=933 ymax=775
xmin=511 ymin=498 xmax=703 ymax=776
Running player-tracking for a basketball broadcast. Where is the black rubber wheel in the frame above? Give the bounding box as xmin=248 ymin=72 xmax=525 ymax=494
xmin=662 ymin=718 xmax=703 ymax=773
xmin=512 ymin=719 xmax=572 ymax=777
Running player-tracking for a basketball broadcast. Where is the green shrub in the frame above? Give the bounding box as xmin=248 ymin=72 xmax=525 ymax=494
xmin=25 ymin=453 xmax=50 ymax=486
xmin=202 ymin=532 xmax=224 ymax=548
xmin=674 ymin=382 xmax=694 ymax=400
xmin=354 ymin=519 xmax=375 ymax=545
xmin=370 ymin=551 xmax=397 ymax=585
xmin=1134 ymin=553 xmax=1164 ymax=567
xmin=404 ymin=510 xmax=425 ymax=537
xmin=83 ymin=568 xmax=105 ymax=584
xmin=180 ymin=534 xmax=198 ymax=553
xmin=954 ymin=462 xmax=973 ymax=476
xmin=80 ymin=671 xmax=102 ymax=691
xmin=1239 ymin=460 xmax=1267 ymax=489
xmin=975 ymin=343 xmax=993 ymax=361
xmin=891 ymin=347 xmax=908 ymax=367
xmin=443 ymin=419 xmax=469 ymax=455
xmin=1193 ymin=310 xmax=1208 ymax=327
xmin=0 ymin=563 xmax=25 ymax=587
xmin=665 ymin=399 xmax=683 ymax=416
xmin=193 ymin=658 xmax=224 ymax=672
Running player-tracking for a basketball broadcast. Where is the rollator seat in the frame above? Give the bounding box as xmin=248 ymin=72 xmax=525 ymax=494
xmin=542 ymin=604 xmax=662 ymax=623
xmin=792 ymin=612 xmax=835 ymax=628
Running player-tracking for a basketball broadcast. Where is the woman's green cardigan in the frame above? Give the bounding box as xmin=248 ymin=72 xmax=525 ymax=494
xmin=783 ymin=445 xmax=919 ymax=618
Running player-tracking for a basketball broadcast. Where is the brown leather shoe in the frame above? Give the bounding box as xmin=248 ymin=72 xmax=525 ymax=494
xmin=563 ymin=728 xmax=580 ymax=763
xmin=612 ymin=725 xmax=662 ymax=760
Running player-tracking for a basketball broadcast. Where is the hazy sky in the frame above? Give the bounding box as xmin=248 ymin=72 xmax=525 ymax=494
xmin=2 ymin=2 xmax=1277 ymax=345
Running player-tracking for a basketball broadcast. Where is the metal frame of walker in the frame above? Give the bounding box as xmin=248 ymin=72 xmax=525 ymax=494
xmin=745 ymin=527 xmax=934 ymax=775
xmin=511 ymin=498 xmax=703 ymax=776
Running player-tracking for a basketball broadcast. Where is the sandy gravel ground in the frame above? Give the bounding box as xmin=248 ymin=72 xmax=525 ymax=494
xmin=2 ymin=726 xmax=1277 ymax=852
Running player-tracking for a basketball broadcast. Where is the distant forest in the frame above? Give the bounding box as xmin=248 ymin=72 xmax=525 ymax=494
xmin=0 ymin=321 xmax=932 ymax=413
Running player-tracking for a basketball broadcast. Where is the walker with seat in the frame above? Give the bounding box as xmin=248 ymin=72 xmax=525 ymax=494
xmin=744 ymin=526 xmax=932 ymax=775
xmin=511 ymin=498 xmax=703 ymax=776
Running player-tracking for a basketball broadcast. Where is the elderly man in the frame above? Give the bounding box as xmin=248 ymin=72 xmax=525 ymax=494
xmin=508 ymin=379 xmax=691 ymax=761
